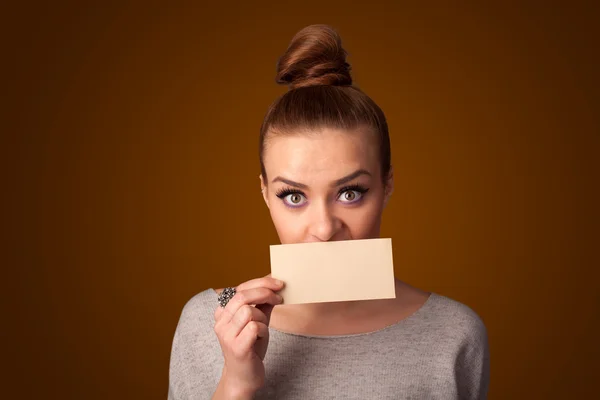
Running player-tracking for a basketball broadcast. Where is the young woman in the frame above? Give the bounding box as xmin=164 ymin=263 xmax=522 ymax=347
xmin=168 ymin=24 xmax=490 ymax=400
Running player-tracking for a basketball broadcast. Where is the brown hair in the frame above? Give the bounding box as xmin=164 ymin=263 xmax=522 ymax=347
xmin=259 ymin=24 xmax=391 ymax=184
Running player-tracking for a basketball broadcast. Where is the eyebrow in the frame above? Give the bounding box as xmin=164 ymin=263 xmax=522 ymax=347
xmin=271 ymin=169 xmax=372 ymax=189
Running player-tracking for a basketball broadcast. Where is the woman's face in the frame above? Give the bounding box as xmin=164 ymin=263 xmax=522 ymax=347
xmin=260 ymin=127 xmax=393 ymax=244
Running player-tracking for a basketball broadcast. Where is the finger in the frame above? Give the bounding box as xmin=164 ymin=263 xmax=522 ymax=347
xmin=225 ymin=305 xmax=269 ymax=339
xmin=214 ymin=304 xmax=224 ymax=321
xmin=214 ymin=277 xmax=283 ymax=322
xmin=235 ymin=321 xmax=269 ymax=356
xmin=219 ymin=287 xmax=283 ymax=325
xmin=237 ymin=275 xmax=285 ymax=293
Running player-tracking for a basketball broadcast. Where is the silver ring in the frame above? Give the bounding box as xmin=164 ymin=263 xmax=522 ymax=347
xmin=217 ymin=287 xmax=236 ymax=308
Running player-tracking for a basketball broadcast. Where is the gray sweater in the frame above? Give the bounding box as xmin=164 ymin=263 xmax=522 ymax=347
xmin=168 ymin=289 xmax=490 ymax=399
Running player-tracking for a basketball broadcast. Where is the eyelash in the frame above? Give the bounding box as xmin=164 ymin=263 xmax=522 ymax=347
xmin=275 ymin=184 xmax=369 ymax=205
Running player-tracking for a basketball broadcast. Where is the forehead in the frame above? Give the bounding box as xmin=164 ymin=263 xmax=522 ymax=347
xmin=263 ymin=128 xmax=380 ymax=182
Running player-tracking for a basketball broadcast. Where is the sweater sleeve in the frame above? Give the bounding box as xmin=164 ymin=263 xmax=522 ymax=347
xmin=454 ymin=313 xmax=491 ymax=400
xmin=167 ymin=290 xmax=223 ymax=400
xmin=167 ymin=301 xmax=191 ymax=400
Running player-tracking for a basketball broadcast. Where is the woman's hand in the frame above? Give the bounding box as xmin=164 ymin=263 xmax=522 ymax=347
xmin=213 ymin=275 xmax=284 ymax=398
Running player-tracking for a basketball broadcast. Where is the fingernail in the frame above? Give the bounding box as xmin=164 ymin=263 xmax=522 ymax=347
xmin=275 ymin=279 xmax=283 ymax=286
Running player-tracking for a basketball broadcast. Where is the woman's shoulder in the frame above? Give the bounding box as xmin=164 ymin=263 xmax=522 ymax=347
xmin=182 ymin=288 xmax=219 ymax=310
xmin=395 ymin=281 xmax=487 ymax=339
xmin=181 ymin=288 xmax=218 ymax=313
xmin=174 ymin=288 xmax=219 ymax=334
xmin=426 ymin=291 xmax=488 ymax=340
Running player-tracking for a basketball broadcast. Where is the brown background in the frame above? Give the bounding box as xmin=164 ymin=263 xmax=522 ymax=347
xmin=3 ymin=1 xmax=599 ymax=399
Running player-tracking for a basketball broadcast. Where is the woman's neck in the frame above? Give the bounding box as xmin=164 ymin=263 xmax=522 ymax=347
xmin=268 ymin=279 xmax=429 ymax=336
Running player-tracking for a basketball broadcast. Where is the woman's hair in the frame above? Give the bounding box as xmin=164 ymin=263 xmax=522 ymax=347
xmin=259 ymin=24 xmax=391 ymax=183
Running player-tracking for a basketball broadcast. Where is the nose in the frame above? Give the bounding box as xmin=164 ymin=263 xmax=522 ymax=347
xmin=307 ymin=200 xmax=342 ymax=242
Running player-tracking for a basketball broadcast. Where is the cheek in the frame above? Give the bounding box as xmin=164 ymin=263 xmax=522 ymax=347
xmin=343 ymin=201 xmax=385 ymax=238
xmin=268 ymin=203 xmax=304 ymax=242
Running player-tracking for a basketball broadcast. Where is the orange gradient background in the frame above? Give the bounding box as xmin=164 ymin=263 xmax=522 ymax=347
xmin=3 ymin=2 xmax=599 ymax=399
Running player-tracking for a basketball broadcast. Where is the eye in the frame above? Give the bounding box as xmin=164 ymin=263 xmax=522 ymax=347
xmin=337 ymin=185 xmax=369 ymax=204
xmin=338 ymin=190 xmax=361 ymax=203
xmin=275 ymin=188 xmax=308 ymax=208
xmin=284 ymin=193 xmax=307 ymax=206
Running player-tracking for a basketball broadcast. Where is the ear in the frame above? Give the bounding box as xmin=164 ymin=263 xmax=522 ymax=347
xmin=259 ymin=174 xmax=270 ymax=209
xmin=383 ymin=166 xmax=394 ymax=207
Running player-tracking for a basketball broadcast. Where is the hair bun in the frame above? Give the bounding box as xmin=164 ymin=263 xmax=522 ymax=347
xmin=276 ymin=24 xmax=352 ymax=89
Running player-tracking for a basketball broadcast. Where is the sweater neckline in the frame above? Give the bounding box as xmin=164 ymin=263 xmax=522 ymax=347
xmin=210 ymin=288 xmax=438 ymax=339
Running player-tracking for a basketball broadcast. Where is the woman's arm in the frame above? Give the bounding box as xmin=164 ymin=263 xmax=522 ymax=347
xmin=167 ymin=293 xmax=218 ymax=400
xmin=167 ymin=313 xmax=189 ymax=400
xmin=455 ymin=317 xmax=491 ymax=399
